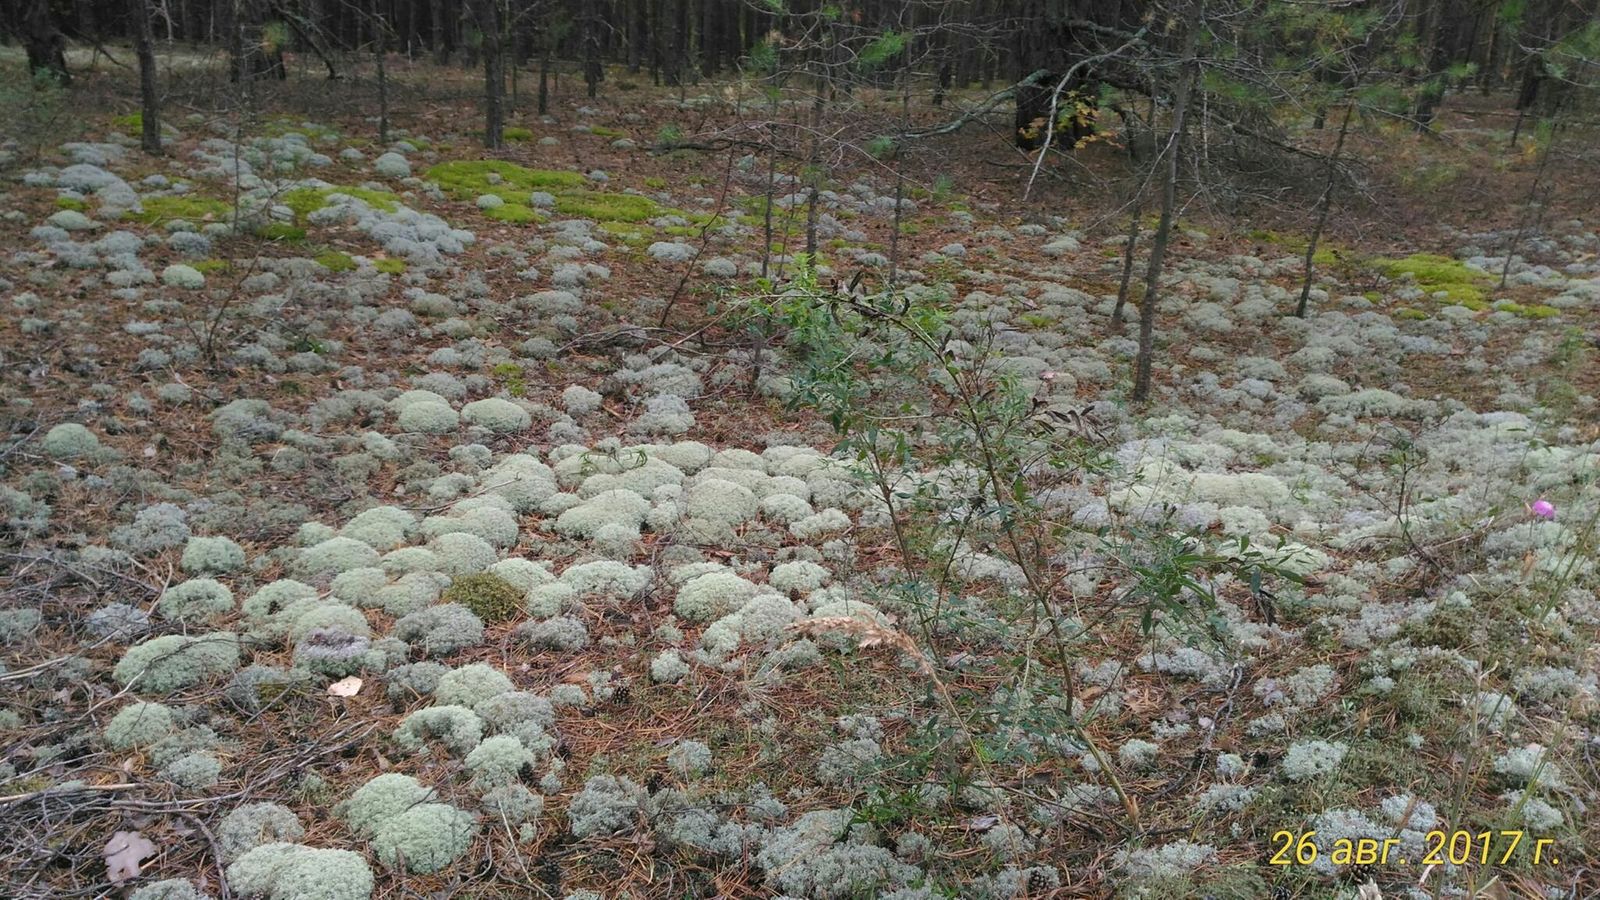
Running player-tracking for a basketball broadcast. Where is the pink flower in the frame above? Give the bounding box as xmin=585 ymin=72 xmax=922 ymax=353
xmin=1529 ymin=499 xmax=1556 ymax=520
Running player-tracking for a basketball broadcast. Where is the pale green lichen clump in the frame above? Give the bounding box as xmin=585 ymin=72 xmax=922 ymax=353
xmin=226 ymin=843 xmax=374 ymax=900
xmin=114 ymin=632 xmax=241 ymax=692
xmin=370 ymin=803 xmax=478 ymax=873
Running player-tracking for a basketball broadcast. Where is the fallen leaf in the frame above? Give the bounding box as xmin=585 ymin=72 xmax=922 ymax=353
xmin=104 ymin=830 xmax=156 ymax=884
xmin=327 ymin=676 xmax=363 ymax=697
xmin=963 ymin=814 xmax=1000 ymax=831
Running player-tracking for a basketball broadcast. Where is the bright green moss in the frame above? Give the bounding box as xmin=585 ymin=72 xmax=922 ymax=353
xmin=1521 ymin=304 xmax=1560 ymax=319
xmin=555 ymin=190 xmax=659 ymax=223
xmin=1377 ymin=253 xmax=1490 ymax=306
xmin=484 ymin=202 xmax=540 ymax=224
xmin=643 ymin=176 xmax=668 ymax=189
xmin=374 ymin=257 xmax=406 ymax=274
xmin=56 ymin=196 xmax=88 ymax=211
xmin=1393 ymin=307 xmax=1429 ymax=320
xmin=588 ymin=125 xmax=627 ymax=138
xmin=191 ymin=258 xmax=230 ymax=274
xmin=255 ymin=222 xmax=307 ymax=242
xmin=113 ymin=112 xmax=144 ymax=137
xmin=503 ymin=126 xmax=534 ymax=141
xmin=491 ymin=362 xmax=526 ymax=397
xmin=314 ymin=250 xmax=357 ymax=272
xmin=424 ymin=160 xmax=584 ymax=201
xmin=127 ymin=195 xmax=232 ymax=226
xmin=281 ymin=185 xmax=399 ymax=219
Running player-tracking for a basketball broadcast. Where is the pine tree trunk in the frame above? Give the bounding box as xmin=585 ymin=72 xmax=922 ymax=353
xmin=374 ymin=0 xmax=389 ymax=144
xmin=628 ymin=0 xmax=645 ymax=72
xmin=132 ymin=0 xmax=163 ymax=154
xmin=583 ymin=0 xmax=602 ymax=97
xmin=1110 ymin=205 xmax=1141 ymax=331
xmin=433 ymin=0 xmax=451 ymax=64
xmin=471 ymin=0 xmax=503 ymax=147
xmin=1133 ymin=12 xmax=1200 ymax=403
xmin=1296 ymin=102 xmax=1355 ymax=317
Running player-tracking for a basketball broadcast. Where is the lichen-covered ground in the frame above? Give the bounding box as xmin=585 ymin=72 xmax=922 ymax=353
xmin=1 ymin=67 xmax=1597 ymax=900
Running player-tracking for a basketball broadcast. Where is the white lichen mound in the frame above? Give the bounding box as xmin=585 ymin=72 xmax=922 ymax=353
xmin=674 ymin=572 xmax=759 ymax=623
xmin=755 ymin=808 xmax=920 ymax=897
xmin=370 ymin=803 xmax=478 ymax=874
xmin=42 ymin=423 xmax=100 ymax=458
xmin=554 ymin=489 xmax=651 ymax=538
xmin=461 ymin=398 xmax=531 ymax=432
xmin=226 ymin=843 xmax=374 ymax=900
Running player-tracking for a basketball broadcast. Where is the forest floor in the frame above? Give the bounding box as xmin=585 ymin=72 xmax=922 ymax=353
xmin=1 ymin=52 xmax=1598 ymax=900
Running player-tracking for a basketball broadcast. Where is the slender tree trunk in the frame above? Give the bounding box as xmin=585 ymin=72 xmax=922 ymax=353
xmin=433 ymin=0 xmax=451 ymax=64
xmin=628 ymin=0 xmax=645 ymax=72
xmin=1296 ymin=102 xmax=1355 ymax=317
xmin=583 ymin=0 xmax=602 ymax=97
xmin=373 ymin=0 xmax=389 ymax=144
xmin=538 ymin=44 xmax=550 ymax=114
xmin=132 ymin=0 xmax=163 ymax=154
xmin=471 ymin=0 xmax=503 ymax=147
xmin=1499 ymin=108 xmax=1563 ymax=290
xmin=1132 ymin=11 xmax=1199 ymax=403
xmin=1110 ymin=204 xmax=1142 ymax=331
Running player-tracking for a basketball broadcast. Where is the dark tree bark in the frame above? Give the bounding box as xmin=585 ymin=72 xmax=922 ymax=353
xmin=23 ymin=0 xmax=71 ymax=84
xmin=131 ymin=0 xmax=163 ymax=154
xmin=1110 ymin=204 xmax=1141 ymax=330
xmin=628 ymin=0 xmax=645 ymax=71
xmin=1133 ymin=8 xmax=1199 ymax=403
xmin=432 ymin=0 xmax=452 ymax=63
xmin=470 ymin=0 xmax=503 ymax=147
xmin=1296 ymin=102 xmax=1355 ymax=317
xmin=373 ymin=0 xmax=389 ymax=144
xmin=582 ymin=0 xmax=602 ymax=97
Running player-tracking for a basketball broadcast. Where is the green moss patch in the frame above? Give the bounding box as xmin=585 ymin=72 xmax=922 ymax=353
xmin=1377 ymin=253 xmax=1492 ymax=307
xmin=126 ymin=194 xmax=232 ymax=226
xmin=374 ymin=258 xmax=407 ymax=275
xmin=424 ymin=161 xmax=585 ymax=202
xmin=281 ymin=186 xmax=399 ymax=219
xmin=552 ymin=190 xmax=658 ymax=222
xmin=503 ymin=127 xmax=534 ymax=142
xmin=192 ymin=258 xmax=231 ymax=274
xmin=55 ymin=196 xmax=88 ymax=211
xmin=1494 ymin=301 xmax=1561 ymax=320
xmin=483 ymin=203 xmax=541 ymax=224
xmin=314 ymin=250 xmax=358 ymax=272
xmin=112 ymin=112 xmax=144 ymax=137
xmin=255 ymin=222 xmax=307 ymax=242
